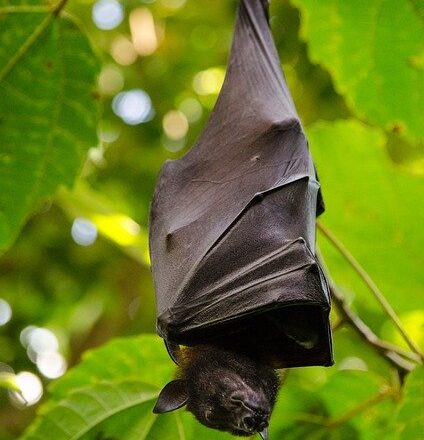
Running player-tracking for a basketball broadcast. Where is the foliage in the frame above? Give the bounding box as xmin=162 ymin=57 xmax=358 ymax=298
xmin=294 ymin=0 xmax=424 ymax=142
xmin=308 ymin=120 xmax=423 ymax=315
xmin=19 ymin=335 xmax=234 ymax=439
xmin=0 ymin=0 xmax=422 ymax=439
xmin=0 ymin=0 xmax=99 ymax=252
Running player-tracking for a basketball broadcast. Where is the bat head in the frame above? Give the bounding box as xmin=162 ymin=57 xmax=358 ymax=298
xmin=153 ymin=345 xmax=279 ymax=438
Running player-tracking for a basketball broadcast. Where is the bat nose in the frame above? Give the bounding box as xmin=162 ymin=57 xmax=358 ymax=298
xmin=242 ymin=415 xmax=256 ymax=431
xmin=242 ymin=413 xmax=269 ymax=433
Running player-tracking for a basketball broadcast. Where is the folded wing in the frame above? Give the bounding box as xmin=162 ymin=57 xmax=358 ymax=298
xmin=149 ymin=0 xmax=332 ymax=367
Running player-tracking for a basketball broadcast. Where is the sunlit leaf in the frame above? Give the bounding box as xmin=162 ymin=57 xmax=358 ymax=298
xmin=294 ymin=0 xmax=424 ymax=142
xmin=57 ymin=184 xmax=150 ymax=265
xmin=20 ymin=380 xmax=159 ymax=440
xmin=0 ymin=1 xmax=99 ymax=253
xmin=381 ymin=310 xmax=424 ymax=353
xmin=49 ymin=335 xmax=173 ymax=401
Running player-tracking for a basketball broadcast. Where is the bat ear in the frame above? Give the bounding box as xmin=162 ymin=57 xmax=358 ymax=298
xmin=153 ymin=379 xmax=188 ymax=414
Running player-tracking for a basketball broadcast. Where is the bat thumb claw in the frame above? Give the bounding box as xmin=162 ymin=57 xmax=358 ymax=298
xmin=259 ymin=427 xmax=269 ymax=440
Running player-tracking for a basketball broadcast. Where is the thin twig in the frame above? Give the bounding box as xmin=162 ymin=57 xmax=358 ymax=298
xmin=330 ymin=284 xmax=417 ymax=373
xmin=317 ymin=221 xmax=424 ymax=360
xmin=330 ymin=283 xmax=419 ymax=364
xmin=317 ymin=250 xmax=419 ymax=373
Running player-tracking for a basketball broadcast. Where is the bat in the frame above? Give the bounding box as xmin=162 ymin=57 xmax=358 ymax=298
xmin=148 ymin=0 xmax=333 ymax=436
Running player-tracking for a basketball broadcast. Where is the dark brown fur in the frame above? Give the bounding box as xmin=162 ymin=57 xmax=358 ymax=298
xmin=153 ymin=344 xmax=280 ymax=437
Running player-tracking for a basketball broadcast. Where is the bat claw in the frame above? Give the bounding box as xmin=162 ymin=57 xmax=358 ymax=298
xmin=259 ymin=427 xmax=269 ymax=440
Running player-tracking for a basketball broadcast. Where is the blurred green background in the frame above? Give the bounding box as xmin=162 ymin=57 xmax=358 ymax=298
xmin=0 ymin=0 xmax=422 ymax=439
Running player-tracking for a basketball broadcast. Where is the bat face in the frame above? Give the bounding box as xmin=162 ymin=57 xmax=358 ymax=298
xmin=153 ymin=346 xmax=279 ymax=438
xmin=186 ymin=368 xmax=274 ymax=437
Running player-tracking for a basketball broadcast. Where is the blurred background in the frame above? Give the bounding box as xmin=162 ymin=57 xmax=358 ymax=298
xmin=0 ymin=0 xmax=422 ymax=438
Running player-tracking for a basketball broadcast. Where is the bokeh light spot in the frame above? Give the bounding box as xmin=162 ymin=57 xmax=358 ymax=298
xmin=71 ymin=218 xmax=98 ymax=247
xmin=11 ymin=372 xmax=43 ymax=407
xmin=193 ymin=67 xmax=225 ymax=95
xmin=162 ymin=135 xmax=185 ymax=153
xmin=112 ymin=89 xmax=153 ymax=125
xmin=130 ymin=8 xmax=158 ymax=56
xmin=27 ymin=328 xmax=59 ymax=355
xmin=20 ymin=326 xmax=36 ymax=348
xmin=338 ymin=357 xmax=368 ymax=371
xmin=0 ymin=299 xmax=12 ymax=326
xmin=92 ymin=0 xmax=124 ymax=30
xmin=179 ymin=97 xmax=203 ymax=123
xmin=98 ymin=121 xmax=121 ymax=144
xmin=88 ymin=146 xmax=106 ymax=167
xmin=36 ymin=352 xmax=67 ymax=379
xmin=111 ymin=36 xmax=138 ymax=66
xmin=98 ymin=64 xmax=124 ymax=96
xmin=163 ymin=110 xmax=189 ymax=140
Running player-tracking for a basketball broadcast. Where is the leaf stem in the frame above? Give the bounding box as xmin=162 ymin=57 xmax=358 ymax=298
xmin=317 ymin=221 xmax=424 ymax=360
xmin=0 ymin=0 xmax=69 ymax=82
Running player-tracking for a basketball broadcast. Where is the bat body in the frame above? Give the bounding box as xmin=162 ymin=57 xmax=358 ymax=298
xmin=149 ymin=0 xmax=333 ymax=436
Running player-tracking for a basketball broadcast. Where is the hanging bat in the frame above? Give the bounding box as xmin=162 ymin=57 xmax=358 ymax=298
xmin=148 ymin=0 xmax=333 ymax=437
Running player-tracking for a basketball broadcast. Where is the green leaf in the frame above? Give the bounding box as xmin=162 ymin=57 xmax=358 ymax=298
xmin=320 ymin=371 xmax=397 ymax=440
xmin=308 ymin=119 xmax=424 ymax=314
xmin=396 ymin=366 xmax=424 ymax=439
xmin=0 ymin=1 xmax=99 ymax=253
xmin=49 ymin=334 xmax=174 ymax=401
xmin=320 ymin=371 xmax=382 ymax=417
xmin=332 ymin=327 xmax=392 ymax=379
xmin=294 ymin=0 xmax=424 ymax=141
xmin=275 ymin=424 xmax=358 ymax=440
xmin=20 ymin=380 xmax=159 ymax=440
xmin=19 ymin=334 xmax=233 ymax=439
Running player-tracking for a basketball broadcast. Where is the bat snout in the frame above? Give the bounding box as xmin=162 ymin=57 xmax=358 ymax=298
xmin=242 ymin=413 xmax=269 ymax=431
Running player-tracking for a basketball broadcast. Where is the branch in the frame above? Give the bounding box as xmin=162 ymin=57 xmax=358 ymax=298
xmin=317 ymin=221 xmax=424 ymax=360
xmin=330 ymin=282 xmax=417 ymax=373
xmin=317 ymin=250 xmax=419 ymax=374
